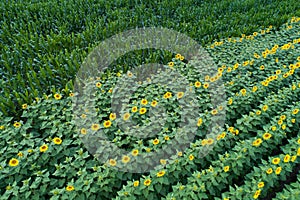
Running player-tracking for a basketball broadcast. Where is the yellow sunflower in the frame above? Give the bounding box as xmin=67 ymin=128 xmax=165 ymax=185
xmin=139 ymin=108 xmax=147 ymax=115
xmin=13 ymin=122 xmax=21 ymax=128
xmin=109 ymin=113 xmax=116 ymax=120
xmin=103 ymin=120 xmax=112 ymax=128
xmin=91 ymin=123 xmax=100 ymax=131
xmin=53 ymin=137 xmax=62 ymax=145
xmin=194 ymin=81 xmax=201 ymax=88
xmin=131 ymin=106 xmax=138 ymax=112
xmin=40 ymin=144 xmax=48 ymax=152
xmin=151 ymin=100 xmax=158 ymax=107
xmin=54 ymin=93 xmax=62 ymax=100
xmin=156 ymin=170 xmax=166 ymax=177
xmin=224 ymin=166 xmax=230 ymax=172
xmin=153 ymin=138 xmax=159 ymax=145
xmin=121 ymin=155 xmax=130 ymax=164
xmin=272 ymin=157 xmax=280 ymax=165
xmin=66 ymin=185 xmax=75 ymax=191
xmin=144 ymin=179 xmax=151 ymax=186
xmin=9 ymin=158 xmax=19 ymax=167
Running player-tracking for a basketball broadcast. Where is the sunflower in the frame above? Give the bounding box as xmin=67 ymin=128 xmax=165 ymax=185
xmin=151 ymin=100 xmax=158 ymax=107
xmin=228 ymin=127 xmax=234 ymax=133
xmin=220 ymin=132 xmax=226 ymax=138
xmin=278 ymin=120 xmax=283 ymax=125
xmin=252 ymin=138 xmax=262 ymax=147
xmin=17 ymin=152 xmax=23 ymax=157
xmin=211 ymin=109 xmax=218 ymax=115
xmin=203 ymin=83 xmax=209 ymax=89
xmin=257 ymin=182 xmax=264 ymax=188
xmin=281 ymin=124 xmax=286 ymax=130
xmin=9 ymin=158 xmax=19 ymax=167
xmin=123 ymin=113 xmax=130 ymax=120
xmin=164 ymin=135 xmax=170 ymax=141
xmin=240 ymin=89 xmax=247 ymax=95
xmin=91 ymin=123 xmax=100 ymax=130
xmin=22 ymin=104 xmax=28 ymax=109
xmin=291 ymin=156 xmax=297 ymax=162
xmin=80 ymin=128 xmax=87 ymax=135
xmin=194 ymin=81 xmax=201 ymax=88
xmin=132 ymin=149 xmax=139 ymax=156
xmin=271 ymin=126 xmax=277 ymax=131
xmin=205 ymin=75 xmax=210 ymax=81
xmin=156 ymin=170 xmax=166 ymax=177
xmin=235 ymin=129 xmax=239 ymax=135
xmin=168 ymin=62 xmax=174 ymax=67
xmin=122 ymin=155 xmax=130 ymax=164
xmin=160 ymin=159 xmax=167 ymax=165
xmin=276 ymin=70 xmax=281 ymax=75
xmin=163 ymin=92 xmax=172 ymax=99
xmin=153 ymin=138 xmax=159 ymax=145
xmin=275 ymin=167 xmax=282 ymax=175
xmin=54 ymin=93 xmax=62 ymax=100
xmin=139 ymin=108 xmax=147 ymax=115
xmin=177 ymin=92 xmax=184 ymax=99
xmin=177 ymin=152 xmax=183 ymax=157
xmin=256 ymin=110 xmax=261 ymax=115
xmin=262 ymin=105 xmax=268 ymax=111
xmin=131 ymin=106 xmax=138 ymax=112
xmin=175 ymin=54 xmax=181 ymax=59
xmin=262 ymin=133 xmax=272 ymax=140
xmin=127 ymin=71 xmax=133 ymax=77
xmin=144 ymin=179 xmax=151 ymax=186
xmin=40 ymin=144 xmax=48 ymax=152
xmin=81 ymin=114 xmax=87 ymax=119
xmin=96 ymin=82 xmax=102 ymax=88
xmin=284 ymin=154 xmax=291 ymax=163
xmin=280 ymin=115 xmax=286 ymax=120
xmin=224 ymin=166 xmax=230 ymax=172
xmin=179 ymin=55 xmax=184 ymax=61
xmin=13 ymin=122 xmax=21 ymax=128
xmin=69 ymin=92 xmax=74 ymax=97
xmin=141 ymin=99 xmax=148 ymax=105
xmin=201 ymin=139 xmax=208 ymax=146
xmin=109 ymin=159 xmax=117 ymax=166
xmin=228 ymin=98 xmax=233 ymax=105
xmin=197 ymin=118 xmax=203 ymax=127
xmin=53 ymin=137 xmax=62 ymax=145
xmin=293 ymin=109 xmax=299 ymax=115
xmin=66 ymin=185 xmax=75 ymax=191
xmin=189 ymin=154 xmax=194 ymax=161
xmin=251 ymin=85 xmax=258 ymax=93
xmin=207 ymin=138 xmax=214 ymax=145
xmin=253 ymin=190 xmax=261 ymax=199
xmin=109 ymin=113 xmax=116 ymax=120
xmin=272 ymin=157 xmax=280 ymax=165
xmin=133 ymin=181 xmax=139 ymax=187
xmin=103 ymin=120 xmax=112 ymax=128
xmin=266 ymin=168 xmax=273 ymax=174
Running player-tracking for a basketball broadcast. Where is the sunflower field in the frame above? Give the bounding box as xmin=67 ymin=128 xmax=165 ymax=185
xmin=1 ymin=0 xmax=300 ymax=200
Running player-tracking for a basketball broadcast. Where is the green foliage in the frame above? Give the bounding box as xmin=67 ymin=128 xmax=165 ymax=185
xmin=1 ymin=0 xmax=300 ymax=116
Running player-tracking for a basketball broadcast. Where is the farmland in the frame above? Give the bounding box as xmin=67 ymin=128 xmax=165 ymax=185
xmin=1 ymin=0 xmax=300 ymax=199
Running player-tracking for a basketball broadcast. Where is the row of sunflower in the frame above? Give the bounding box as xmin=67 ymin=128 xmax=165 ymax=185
xmin=162 ymin=103 xmax=300 ymax=199
xmin=219 ymin=136 xmax=300 ymax=200
xmin=114 ymin=82 xmax=300 ymax=199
